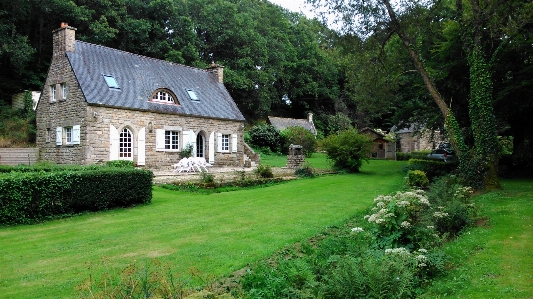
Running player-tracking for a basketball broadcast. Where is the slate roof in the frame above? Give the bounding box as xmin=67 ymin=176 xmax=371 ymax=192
xmin=67 ymin=41 xmax=245 ymax=121
xmin=268 ymin=116 xmax=317 ymax=135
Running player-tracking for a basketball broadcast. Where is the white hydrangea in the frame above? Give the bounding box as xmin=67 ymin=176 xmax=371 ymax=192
xmin=351 ymin=227 xmax=364 ymax=233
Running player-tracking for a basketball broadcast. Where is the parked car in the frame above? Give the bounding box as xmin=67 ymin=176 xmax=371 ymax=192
xmin=427 ymin=148 xmax=457 ymax=162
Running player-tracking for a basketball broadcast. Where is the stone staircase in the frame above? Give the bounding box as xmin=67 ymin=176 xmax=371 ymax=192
xmin=243 ymin=142 xmax=260 ymax=167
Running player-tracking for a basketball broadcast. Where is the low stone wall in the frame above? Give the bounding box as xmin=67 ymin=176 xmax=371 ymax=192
xmin=0 ymin=148 xmax=39 ymax=166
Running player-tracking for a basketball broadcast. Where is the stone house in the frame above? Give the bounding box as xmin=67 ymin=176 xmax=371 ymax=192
xmin=36 ymin=23 xmax=258 ymax=168
xmin=268 ymin=113 xmax=317 ymax=135
xmin=392 ymin=124 xmax=444 ymax=152
xmin=359 ymin=127 xmax=396 ymax=159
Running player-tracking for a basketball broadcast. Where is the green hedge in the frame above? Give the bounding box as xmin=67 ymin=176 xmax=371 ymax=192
xmin=0 ymin=168 xmax=153 ymax=225
xmin=396 ymin=151 xmax=431 ymax=161
xmin=406 ymin=158 xmax=458 ymax=180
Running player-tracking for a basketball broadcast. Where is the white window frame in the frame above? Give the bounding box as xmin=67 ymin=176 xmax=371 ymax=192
xmin=156 ymin=128 xmax=182 ymax=152
xmin=165 ymin=130 xmax=179 ymax=150
xmin=221 ymin=134 xmax=230 ymax=152
xmin=65 ymin=127 xmax=73 ymax=144
xmin=153 ymin=91 xmax=175 ymax=103
xmin=119 ymin=128 xmax=133 ymax=159
xmin=61 ymin=82 xmax=68 ymax=100
xmin=50 ymin=85 xmax=57 ymax=102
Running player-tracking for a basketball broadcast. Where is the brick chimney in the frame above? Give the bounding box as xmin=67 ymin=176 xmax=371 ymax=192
xmin=207 ymin=61 xmax=224 ymax=84
xmin=307 ymin=112 xmax=313 ymax=123
xmin=52 ymin=22 xmax=76 ymax=58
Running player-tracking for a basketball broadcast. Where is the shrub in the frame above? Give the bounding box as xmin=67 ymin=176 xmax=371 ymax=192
xmin=406 ymin=158 xmax=457 ymax=181
xmin=105 ymin=160 xmax=135 ymax=168
xmin=254 ymin=164 xmax=273 ymax=178
xmin=280 ymin=126 xmax=317 ymax=157
xmin=181 ymin=143 xmax=194 ymax=158
xmin=247 ymin=123 xmax=283 ymax=153
xmin=364 ymin=190 xmax=439 ymax=250
xmin=320 ymin=128 xmax=372 ymax=172
xmin=199 ymin=170 xmax=215 ymax=184
xmin=426 ymin=175 xmax=475 ymax=237
xmin=0 ymin=168 xmax=153 ymax=225
xmin=294 ymin=162 xmax=316 ymax=178
xmin=406 ymin=170 xmax=429 ymax=188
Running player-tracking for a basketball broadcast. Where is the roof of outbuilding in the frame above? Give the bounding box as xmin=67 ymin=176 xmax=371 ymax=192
xmin=268 ymin=116 xmax=317 ymax=135
xmin=67 ymin=41 xmax=245 ymax=121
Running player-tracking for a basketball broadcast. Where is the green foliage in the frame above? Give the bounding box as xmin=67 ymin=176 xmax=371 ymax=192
xmin=320 ymin=128 xmax=372 ymax=172
xmin=0 ymin=96 xmax=36 ymax=147
xmin=294 ymin=162 xmax=316 ymax=178
xmin=254 ymin=164 xmax=274 ymax=178
xmin=396 ymin=151 xmax=431 ymax=161
xmin=180 ymin=143 xmax=194 ymax=158
xmin=406 ymin=158 xmax=457 ymax=181
xmin=247 ymin=123 xmax=283 ymax=153
xmin=105 ymin=160 xmax=135 ymax=168
xmin=0 ymin=167 xmax=153 ymax=225
xmin=280 ymin=126 xmax=317 ymax=157
xmin=407 ymin=170 xmax=429 ymax=188
xmin=199 ymin=170 xmax=215 ymax=184
xmin=78 ymin=259 xmax=232 ymax=299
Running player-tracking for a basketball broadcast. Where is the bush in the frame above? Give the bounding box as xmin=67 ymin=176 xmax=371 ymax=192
xmin=406 ymin=158 xmax=457 ymax=181
xmin=320 ymin=128 xmax=372 ymax=172
xmin=254 ymin=164 xmax=273 ymax=178
xmin=396 ymin=151 xmax=431 ymax=161
xmin=181 ymin=143 xmax=194 ymax=158
xmin=294 ymin=162 xmax=316 ymax=178
xmin=247 ymin=123 xmax=283 ymax=153
xmin=280 ymin=126 xmax=317 ymax=157
xmin=105 ymin=160 xmax=135 ymax=168
xmin=0 ymin=168 xmax=153 ymax=225
xmin=406 ymin=170 xmax=429 ymax=188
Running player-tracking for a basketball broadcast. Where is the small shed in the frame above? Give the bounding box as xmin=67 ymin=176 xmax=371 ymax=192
xmin=359 ymin=127 xmax=396 ymax=159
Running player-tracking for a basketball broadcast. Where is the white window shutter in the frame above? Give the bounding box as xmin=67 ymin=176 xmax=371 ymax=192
xmin=209 ymin=131 xmax=215 ymax=163
xmin=216 ymin=133 xmax=222 ymax=152
xmin=190 ymin=130 xmax=197 ymax=155
xmin=182 ymin=130 xmax=189 ymax=149
xmin=109 ymin=124 xmax=119 ymax=160
xmin=155 ymin=129 xmax=165 ymax=151
xmin=56 ymin=127 xmax=63 ymax=145
xmin=232 ymin=133 xmax=238 ymax=153
xmin=72 ymin=125 xmax=81 ymax=144
xmin=137 ymin=127 xmax=146 ymax=166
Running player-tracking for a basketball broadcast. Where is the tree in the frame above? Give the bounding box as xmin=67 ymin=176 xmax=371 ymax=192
xmin=280 ymin=126 xmax=317 ymax=157
xmin=308 ymin=0 xmax=533 ymax=187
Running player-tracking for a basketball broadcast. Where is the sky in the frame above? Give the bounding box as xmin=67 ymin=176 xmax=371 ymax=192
xmin=268 ymin=0 xmax=316 ymax=18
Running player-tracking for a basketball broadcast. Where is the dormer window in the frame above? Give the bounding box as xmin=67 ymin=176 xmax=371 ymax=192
xmin=103 ymin=74 xmax=120 ymax=89
xmin=150 ymin=89 xmax=179 ymax=105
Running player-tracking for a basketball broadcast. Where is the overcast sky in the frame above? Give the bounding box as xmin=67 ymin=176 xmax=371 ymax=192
xmin=268 ymin=0 xmax=315 ymax=18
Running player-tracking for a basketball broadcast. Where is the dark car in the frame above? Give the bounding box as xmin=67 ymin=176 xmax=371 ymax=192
xmin=427 ymin=148 xmax=457 ymax=162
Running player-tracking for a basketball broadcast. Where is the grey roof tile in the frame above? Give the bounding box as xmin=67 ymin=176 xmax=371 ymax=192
xmin=67 ymin=41 xmax=245 ymax=121
xmin=268 ymin=116 xmax=316 ymax=135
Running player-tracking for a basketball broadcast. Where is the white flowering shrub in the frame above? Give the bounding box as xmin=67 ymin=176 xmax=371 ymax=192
xmin=364 ymin=190 xmax=439 ymax=249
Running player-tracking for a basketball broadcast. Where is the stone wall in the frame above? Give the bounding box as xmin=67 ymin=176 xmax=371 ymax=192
xmin=86 ymin=106 xmax=244 ymax=169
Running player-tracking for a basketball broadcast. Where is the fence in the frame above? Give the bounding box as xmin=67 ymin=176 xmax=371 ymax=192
xmin=0 ymin=148 xmax=39 ymax=166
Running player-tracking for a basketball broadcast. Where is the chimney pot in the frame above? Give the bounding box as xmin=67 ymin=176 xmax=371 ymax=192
xmin=61 ymin=22 xmax=68 ymax=28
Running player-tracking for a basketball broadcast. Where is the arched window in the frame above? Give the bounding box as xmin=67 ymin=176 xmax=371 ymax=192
xmin=151 ymin=89 xmax=179 ymax=104
xmin=119 ymin=128 xmax=133 ymax=159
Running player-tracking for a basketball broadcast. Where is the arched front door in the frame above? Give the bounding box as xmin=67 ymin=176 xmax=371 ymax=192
xmin=196 ymin=133 xmax=205 ymax=158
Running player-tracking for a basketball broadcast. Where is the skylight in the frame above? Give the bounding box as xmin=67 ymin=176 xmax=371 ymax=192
xmin=103 ymin=75 xmax=120 ymax=89
xmin=186 ymin=89 xmax=198 ymax=101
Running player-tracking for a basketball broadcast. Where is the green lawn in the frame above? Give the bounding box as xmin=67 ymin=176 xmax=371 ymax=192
xmin=422 ymin=178 xmax=533 ymax=298
xmin=260 ymin=152 xmax=333 ymax=169
xmin=0 ymin=160 xmax=406 ymax=299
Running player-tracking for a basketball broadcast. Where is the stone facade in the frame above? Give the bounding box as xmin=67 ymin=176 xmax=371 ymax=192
xmin=36 ymin=23 xmax=253 ymax=169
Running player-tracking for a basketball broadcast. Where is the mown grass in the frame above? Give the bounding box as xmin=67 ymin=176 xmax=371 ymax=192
xmin=0 ymin=160 xmax=405 ymax=299
xmin=260 ymin=152 xmax=333 ymax=169
xmin=421 ymin=178 xmax=533 ymax=298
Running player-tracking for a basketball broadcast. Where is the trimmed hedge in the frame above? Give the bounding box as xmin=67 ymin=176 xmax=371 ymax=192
xmin=0 ymin=168 xmax=153 ymax=225
xmin=406 ymin=158 xmax=458 ymax=181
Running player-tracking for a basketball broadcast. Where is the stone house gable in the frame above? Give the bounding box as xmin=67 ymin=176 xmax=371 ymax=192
xmin=36 ymin=23 xmax=256 ymax=168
